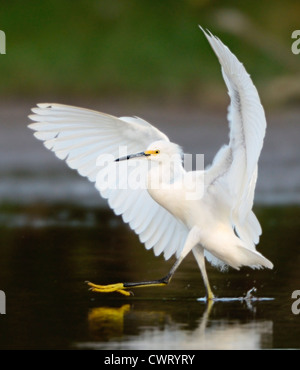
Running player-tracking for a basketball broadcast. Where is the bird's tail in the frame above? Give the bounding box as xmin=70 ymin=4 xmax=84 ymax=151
xmin=231 ymin=245 xmax=273 ymax=270
xmin=202 ymin=229 xmax=273 ymax=270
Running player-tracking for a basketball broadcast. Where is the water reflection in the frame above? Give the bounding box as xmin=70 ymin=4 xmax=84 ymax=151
xmin=77 ymin=300 xmax=273 ymax=350
xmin=88 ymin=305 xmax=131 ymax=341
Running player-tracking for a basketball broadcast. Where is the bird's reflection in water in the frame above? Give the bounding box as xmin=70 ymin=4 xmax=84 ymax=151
xmin=78 ymin=300 xmax=273 ymax=350
xmin=87 ymin=304 xmax=131 ymax=341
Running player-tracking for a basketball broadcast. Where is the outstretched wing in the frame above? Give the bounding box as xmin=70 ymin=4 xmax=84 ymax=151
xmin=29 ymin=103 xmax=188 ymax=259
xmin=201 ymin=28 xmax=266 ymax=250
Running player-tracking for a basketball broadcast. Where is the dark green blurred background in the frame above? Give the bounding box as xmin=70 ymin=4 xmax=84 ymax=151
xmin=1 ymin=0 xmax=300 ymax=107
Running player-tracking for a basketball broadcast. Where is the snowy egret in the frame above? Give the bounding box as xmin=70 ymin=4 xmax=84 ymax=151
xmin=28 ymin=28 xmax=273 ymax=300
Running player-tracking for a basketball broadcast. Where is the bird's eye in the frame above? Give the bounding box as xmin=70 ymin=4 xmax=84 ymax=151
xmin=155 ymin=150 xmax=160 ymax=154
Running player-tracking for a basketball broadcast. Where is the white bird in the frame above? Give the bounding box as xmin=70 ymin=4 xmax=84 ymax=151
xmin=28 ymin=28 xmax=273 ymax=300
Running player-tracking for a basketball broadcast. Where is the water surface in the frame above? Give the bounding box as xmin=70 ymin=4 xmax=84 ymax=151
xmin=0 ymin=204 xmax=299 ymax=349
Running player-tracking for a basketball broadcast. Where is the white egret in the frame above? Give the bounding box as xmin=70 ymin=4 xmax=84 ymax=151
xmin=28 ymin=28 xmax=273 ymax=300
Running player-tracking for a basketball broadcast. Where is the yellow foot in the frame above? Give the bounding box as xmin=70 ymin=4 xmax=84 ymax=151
xmin=86 ymin=281 xmax=132 ymax=297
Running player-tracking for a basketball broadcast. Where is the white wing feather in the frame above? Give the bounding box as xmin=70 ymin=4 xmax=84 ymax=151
xmin=28 ymin=103 xmax=188 ymax=260
xmin=201 ymin=28 xmax=266 ymax=251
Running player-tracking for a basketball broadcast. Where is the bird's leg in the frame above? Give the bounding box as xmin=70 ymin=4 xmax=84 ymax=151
xmin=86 ymin=257 xmax=182 ymax=296
xmin=192 ymin=245 xmax=214 ymax=300
xmin=87 ymin=226 xmax=201 ymax=297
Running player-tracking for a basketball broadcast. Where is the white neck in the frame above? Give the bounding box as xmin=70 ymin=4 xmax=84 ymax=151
xmin=147 ymin=158 xmax=185 ymax=190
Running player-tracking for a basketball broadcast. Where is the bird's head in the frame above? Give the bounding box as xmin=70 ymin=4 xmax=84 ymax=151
xmin=115 ymin=140 xmax=183 ymax=163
